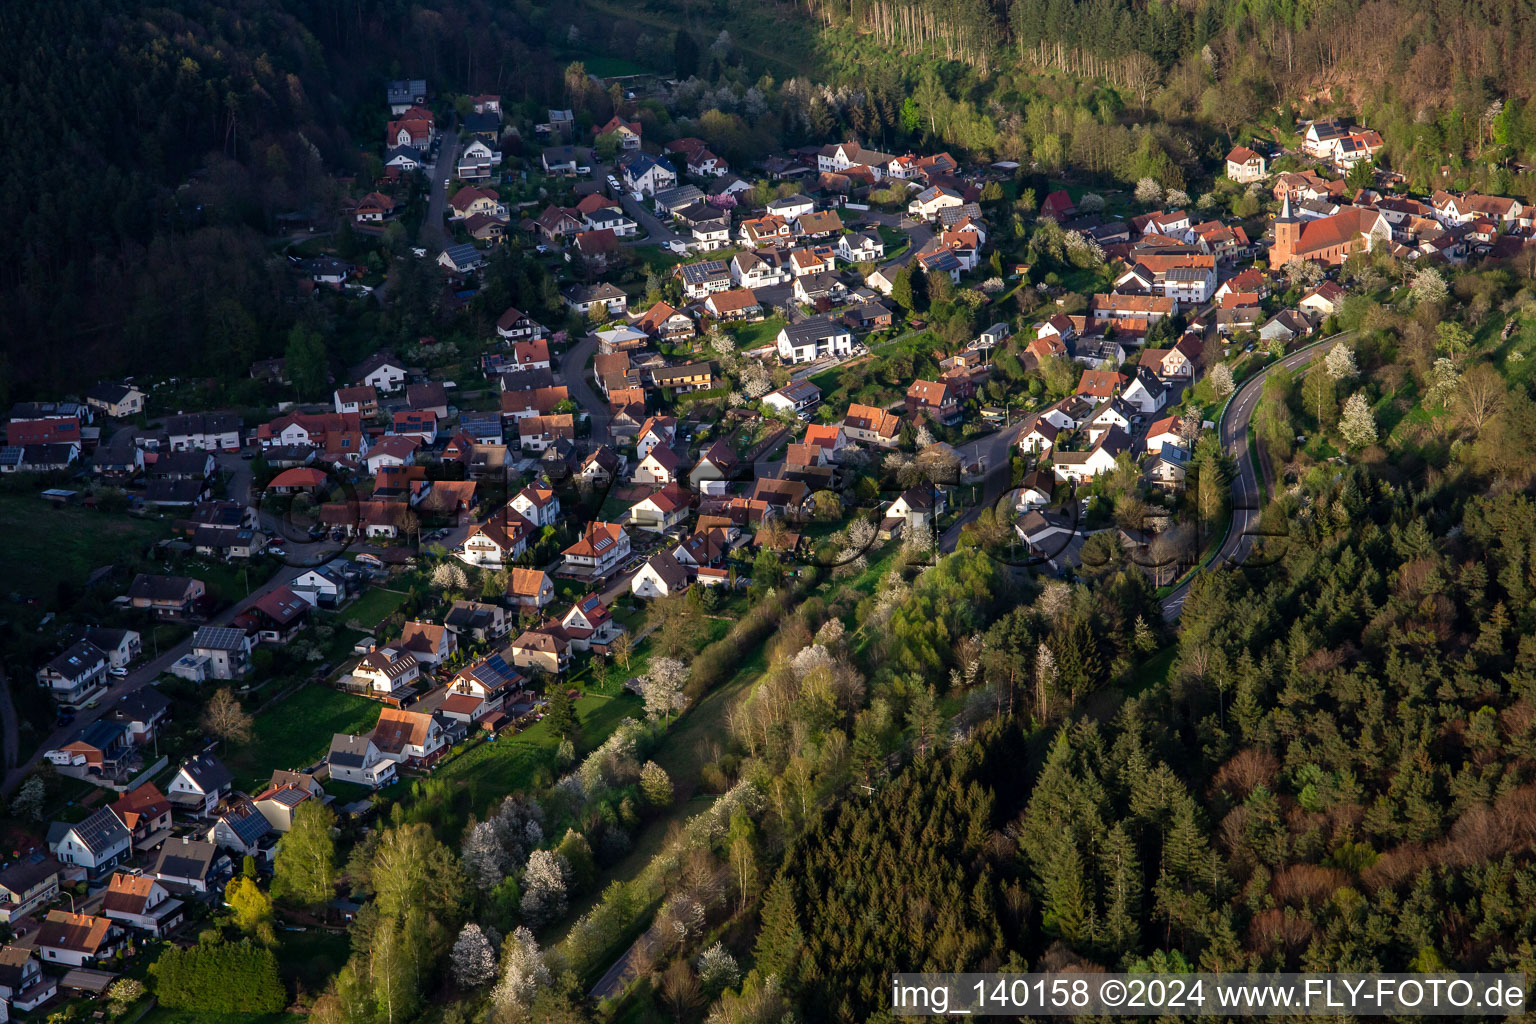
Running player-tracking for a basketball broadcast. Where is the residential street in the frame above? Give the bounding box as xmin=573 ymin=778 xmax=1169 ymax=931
xmin=0 ymin=557 xmax=320 ymax=797
xmin=1158 ymin=333 xmax=1344 ymax=620
xmin=937 ymin=418 xmax=1029 ymax=553
xmin=560 ymin=332 xmax=611 ymax=444
xmin=420 ymin=129 xmax=460 ymax=251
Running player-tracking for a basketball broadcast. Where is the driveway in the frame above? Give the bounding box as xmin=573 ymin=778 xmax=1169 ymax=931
xmin=419 ymin=129 xmax=460 ymax=251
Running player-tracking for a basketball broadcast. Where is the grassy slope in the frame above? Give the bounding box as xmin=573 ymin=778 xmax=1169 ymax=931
xmin=0 ymin=494 xmax=168 ymax=606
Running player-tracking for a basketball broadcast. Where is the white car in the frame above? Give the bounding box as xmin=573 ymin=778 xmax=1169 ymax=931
xmin=442 ymin=178 xmax=450 ymax=187
xmin=412 ymin=247 xmax=427 ymax=257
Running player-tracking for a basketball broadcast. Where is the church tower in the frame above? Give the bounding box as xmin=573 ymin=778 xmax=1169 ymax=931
xmin=1270 ymin=193 xmax=1301 ymax=265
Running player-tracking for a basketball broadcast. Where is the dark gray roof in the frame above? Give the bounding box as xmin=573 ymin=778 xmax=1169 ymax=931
xmin=86 ymin=382 xmax=136 ymax=405
xmin=51 ymin=806 xmax=129 ymax=857
xmin=128 ymin=574 xmax=197 ymax=602
xmin=462 ymin=111 xmax=500 ymax=134
xmin=328 ymin=734 xmax=378 ymax=769
xmin=163 ymin=412 xmax=240 ymax=437
xmin=653 ymin=184 xmax=705 ymax=208
xmin=145 ymin=479 xmax=205 ymax=505
xmin=177 ymin=752 xmax=233 ymax=794
xmin=937 ymin=203 xmax=984 ymax=226
xmin=108 ymin=687 xmax=170 ymax=726
xmin=44 ymin=641 xmax=104 ymax=679
xmin=644 ymin=549 xmax=690 ymax=591
xmin=0 ymin=850 xmax=61 ymax=896
xmin=781 ymin=316 xmax=848 ymax=345
xmin=152 ymin=838 xmax=220 ymax=881
xmin=563 ymin=282 xmax=625 ymax=302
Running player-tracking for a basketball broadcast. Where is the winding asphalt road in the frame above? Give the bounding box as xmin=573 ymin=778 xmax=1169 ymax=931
xmin=1158 ymin=333 xmax=1345 ymax=621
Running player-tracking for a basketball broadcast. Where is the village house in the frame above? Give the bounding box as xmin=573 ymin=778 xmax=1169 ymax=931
xmin=510 ymin=483 xmax=561 ymax=527
xmin=85 ymin=382 xmax=146 ymax=419
xmin=186 ymin=626 xmax=253 ymax=681
xmin=579 ymin=446 xmax=625 ymax=486
xmin=372 ymin=707 xmax=449 ymax=768
xmin=905 ymin=380 xmax=960 ymax=426
xmin=166 ymin=753 xmax=233 ymax=816
xmin=327 ymin=734 xmax=397 ymax=789
xmin=35 ymin=910 xmax=125 ymax=967
xmin=563 ymin=282 xmax=628 ymax=317
xmin=0 ymin=944 xmax=57 ymax=1011
xmin=102 ymin=872 xmax=183 ymax=936
xmin=443 ymin=600 xmax=510 ymax=644
xmin=47 ymin=807 xmax=132 ymax=878
xmin=690 ymin=440 xmax=740 ymax=491
xmin=778 ymin=317 xmax=854 ymax=363
xmin=1225 ymin=146 xmax=1268 ymax=183
xmin=620 ymin=152 xmax=677 ymax=196
xmin=0 ymin=852 xmax=61 ymax=926
xmin=707 ymin=288 xmax=765 ymax=321
xmin=164 ymin=412 xmax=241 ymax=452
xmin=563 ymin=521 xmax=631 ymax=577
xmin=36 ymin=641 xmax=108 ymax=708
xmin=207 ymin=799 xmax=274 ymax=858
xmin=507 ymin=567 xmax=555 ymax=611
xmin=1052 ymin=426 xmax=1133 ymax=484
xmin=350 ymin=647 xmax=417 ymax=706
xmin=398 ymin=621 xmax=457 ymax=667
xmin=763 ymin=379 xmax=822 ymax=417
xmin=632 ymin=548 xmax=691 ymax=598
xmin=843 ymin=403 xmax=902 ymax=447
xmin=150 ymin=837 xmax=230 ymax=893
xmin=253 ymin=775 xmax=324 ymax=833
xmin=111 ymin=781 xmax=173 ymax=846
xmin=885 ymin=486 xmax=947 ymax=533
xmin=650 ymin=362 xmax=714 ymax=393
xmin=630 ymin=484 xmax=691 ymax=533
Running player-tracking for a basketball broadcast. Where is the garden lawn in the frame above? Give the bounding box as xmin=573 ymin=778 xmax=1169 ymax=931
xmin=429 ymin=693 xmax=645 ymax=816
xmin=330 ymin=587 xmax=408 ymax=632
xmin=225 ymin=685 xmax=382 ymax=791
xmin=274 ymin=929 xmax=352 ymax=992
xmin=726 ymin=316 xmax=787 ymax=350
xmin=0 ymin=496 xmax=169 ymax=609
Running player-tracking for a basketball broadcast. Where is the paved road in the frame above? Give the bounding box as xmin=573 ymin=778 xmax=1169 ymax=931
xmin=420 ymin=130 xmax=460 ymax=251
xmin=1158 ymin=334 xmax=1344 ymax=621
xmin=0 ymin=549 xmax=333 ymax=796
xmin=938 ymin=419 xmax=1030 ymax=553
xmin=560 ymin=333 xmax=610 ymax=444
xmin=0 ymin=454 xmax=339 ymax=797
xmin=590 ymin=163 xmax=679 ymax=247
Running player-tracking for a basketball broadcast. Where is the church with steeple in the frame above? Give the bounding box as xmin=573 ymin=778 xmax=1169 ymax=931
xmin=1268 ymin=193 xmax=1391 ymax=268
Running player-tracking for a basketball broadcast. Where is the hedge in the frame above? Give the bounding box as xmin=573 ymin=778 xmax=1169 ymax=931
xmin=149 ymin=939 xmax=286 ymax=1014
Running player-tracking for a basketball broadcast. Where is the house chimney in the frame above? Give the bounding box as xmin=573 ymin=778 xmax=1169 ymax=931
xmin=181 ymin=836 xmax=189 ymax=846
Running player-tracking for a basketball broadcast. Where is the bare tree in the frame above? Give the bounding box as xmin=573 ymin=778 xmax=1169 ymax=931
xmin=1457 ymin=364 xmax=1506 ymax=430
xmin=202 ymin=689 xmax=253 ymax=747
